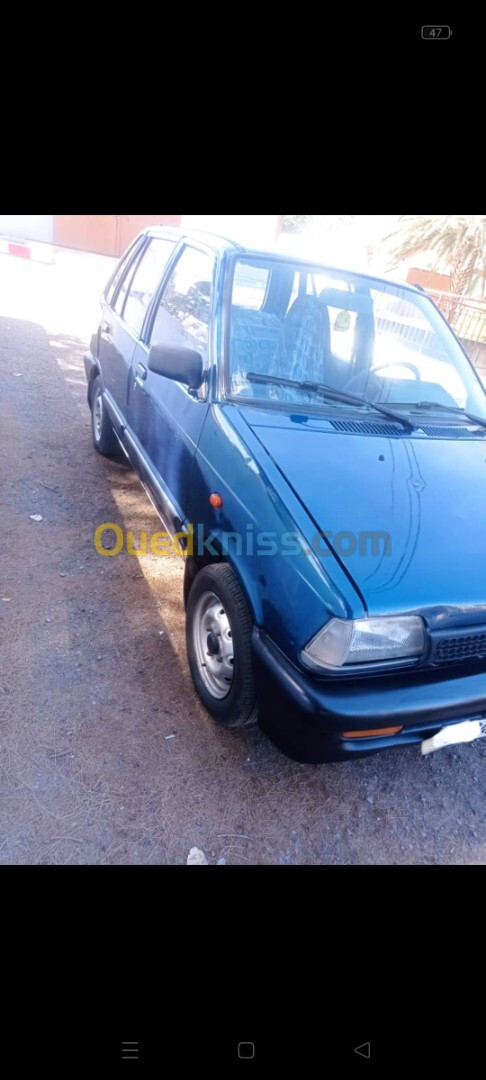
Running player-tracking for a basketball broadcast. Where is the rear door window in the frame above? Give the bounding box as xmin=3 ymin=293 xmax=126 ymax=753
xmin=105 ymin=238 xmax=144 ymax=307
xmin=119 ymin=238 xmax=177 ymax=337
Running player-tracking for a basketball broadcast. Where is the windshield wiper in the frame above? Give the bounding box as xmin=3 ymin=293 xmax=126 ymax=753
xmin=246 ymin=372 xmax=415 ymax=429
xmin=403 ymin=400 xmax=486 ymax=431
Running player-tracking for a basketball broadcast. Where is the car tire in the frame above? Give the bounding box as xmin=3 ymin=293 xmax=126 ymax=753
xmin=186 ymin=563 xmax=258 ymax=728
xmin=90 ymin=376 xmax=118 ymax=457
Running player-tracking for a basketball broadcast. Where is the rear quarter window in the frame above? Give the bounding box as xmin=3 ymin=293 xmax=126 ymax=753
xmin=105 ymin=239 xmax=143 ymax=307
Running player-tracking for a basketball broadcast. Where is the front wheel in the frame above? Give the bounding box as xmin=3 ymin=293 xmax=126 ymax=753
xmin=186 ymin=563 xmax=257 ymax=727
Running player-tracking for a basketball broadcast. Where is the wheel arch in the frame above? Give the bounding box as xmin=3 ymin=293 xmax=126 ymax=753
xmin=183 ymin=536 xmax=263 ymax=626
xmin=87 ymin=361 xmax=103 ymax=407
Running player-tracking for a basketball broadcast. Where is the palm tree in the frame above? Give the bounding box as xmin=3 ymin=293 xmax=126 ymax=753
xmin=384 ymin=216 xmax=486 ymax=298
xmin=281 ymin=215 xmax=314 ymax=233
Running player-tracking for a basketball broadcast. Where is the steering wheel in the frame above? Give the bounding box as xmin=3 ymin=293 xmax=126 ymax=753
xmin=344 ymin=361 xmax=421 ymax=395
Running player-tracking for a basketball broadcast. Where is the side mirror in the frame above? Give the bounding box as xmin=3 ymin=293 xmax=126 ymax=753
xmin=147 ymin=343 xmax=203 ymax=390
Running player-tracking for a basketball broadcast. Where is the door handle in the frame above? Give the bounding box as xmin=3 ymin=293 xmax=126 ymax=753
xmin=101 ymin=321 xmax=111 ymax=335
xmin=134 ymin=362 xmax=148 ymax=390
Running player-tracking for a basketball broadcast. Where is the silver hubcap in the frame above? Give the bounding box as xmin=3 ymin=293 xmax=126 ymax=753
xmin=94 ymin=391 xmax=103 ymax=441
xmin=192 ymin=591 xmax=234 ymax=699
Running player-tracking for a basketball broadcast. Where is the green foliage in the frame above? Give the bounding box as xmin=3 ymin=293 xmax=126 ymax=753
xmin=384 ymin=216 xmax=486 ymax=298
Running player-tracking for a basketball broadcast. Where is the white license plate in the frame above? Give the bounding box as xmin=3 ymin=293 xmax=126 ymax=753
xmin=421 ymin=718 xmax=486 ymax=755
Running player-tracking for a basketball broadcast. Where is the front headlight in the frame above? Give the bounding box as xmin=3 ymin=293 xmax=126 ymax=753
xmin=303 ymin=616 xmax=425 ymax=669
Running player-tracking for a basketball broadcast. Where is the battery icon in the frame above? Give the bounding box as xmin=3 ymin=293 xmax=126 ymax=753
xmin=421 ymin=25 xmax=452 ymax=39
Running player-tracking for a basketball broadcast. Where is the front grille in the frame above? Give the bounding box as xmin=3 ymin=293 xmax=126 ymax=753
xmin=433 ymin=632 xmax=486 ymax=665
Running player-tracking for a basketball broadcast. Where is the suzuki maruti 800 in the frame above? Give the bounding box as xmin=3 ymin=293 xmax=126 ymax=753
xmin=84 ymin=226 xmax=486 ymax=762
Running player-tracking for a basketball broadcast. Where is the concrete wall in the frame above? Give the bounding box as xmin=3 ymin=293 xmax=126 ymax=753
xmin=0 ymin=215 xmax=54 ymax=243
xmin=55 ymin=215 xmax=118 ymax=256
xmin=406 ymin=267 xmax=451 ymax=292
xmin=0 ymin=215 xmax=280 ymax=253
xmin=54 ymin=215 xmax=181 ymax=257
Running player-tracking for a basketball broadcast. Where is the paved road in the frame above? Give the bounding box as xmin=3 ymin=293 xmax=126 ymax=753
xmin=0 ymin=250 xmax=485 ymax=864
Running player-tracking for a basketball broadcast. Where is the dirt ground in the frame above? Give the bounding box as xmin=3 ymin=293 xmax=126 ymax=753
xmin=0 ymin=249 xmax=485 ymax=864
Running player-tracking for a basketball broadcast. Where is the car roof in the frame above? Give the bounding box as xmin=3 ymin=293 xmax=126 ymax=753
xmin=144 ymin=224 xmax=243 ymax=258
xmin=142 ymin=225 xmax=423 ymax=296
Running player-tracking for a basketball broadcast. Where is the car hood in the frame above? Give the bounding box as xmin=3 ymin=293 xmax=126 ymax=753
xmin=240 ymin=407 xmax=486 ymax=628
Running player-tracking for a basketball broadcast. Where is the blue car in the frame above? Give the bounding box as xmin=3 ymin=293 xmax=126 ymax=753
xmin=84 ymin=225 xmax=486 ymax=762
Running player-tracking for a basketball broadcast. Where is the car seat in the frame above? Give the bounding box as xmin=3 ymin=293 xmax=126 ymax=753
xmin=318 ymin=287 xmax=375 ymax=394
xmin=229 ymin=306 xmax=286 ymax=398
xmin=275 ymin=295 xmax=333 ymax=404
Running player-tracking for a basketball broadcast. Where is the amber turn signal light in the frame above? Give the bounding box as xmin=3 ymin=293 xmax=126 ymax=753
xmin=342 ymin=726 xmax=403 ymax=739
xmin=209 ymin=493 xmax=223 ymax=508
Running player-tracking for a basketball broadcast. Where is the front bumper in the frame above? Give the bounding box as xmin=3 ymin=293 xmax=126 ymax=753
xmin=252 ymin=628 xmax=486 ymax=762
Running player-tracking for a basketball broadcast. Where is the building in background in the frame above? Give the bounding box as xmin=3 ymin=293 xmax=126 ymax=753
xmin=54 ymin=215 xmax=182 ymax=256
xmin=405 ymin=267 xmax=451 ymax=291
xmin=0 ymin=214 xmax=283 ymax=256
xmin=0 ymin=215 xmax=182 ymax=256
xmin=0 ymin=216 xmax=464 ymax=297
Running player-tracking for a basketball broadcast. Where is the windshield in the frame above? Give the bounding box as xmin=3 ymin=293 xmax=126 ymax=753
xmin=226 ymin=258 xmax=486 ymax=420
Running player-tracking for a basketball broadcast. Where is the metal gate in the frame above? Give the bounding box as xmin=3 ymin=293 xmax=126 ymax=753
xmin=427 ymin=290 xmax=486 ymax=378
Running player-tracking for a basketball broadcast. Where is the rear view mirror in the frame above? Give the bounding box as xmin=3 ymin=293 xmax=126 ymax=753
xmin=148 ymin=343 xmax=203 ymax=389
xmin=334 ymin=310 xmax=351 ymax=332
